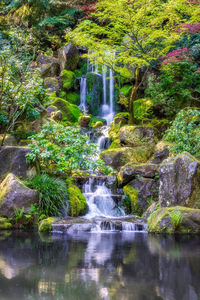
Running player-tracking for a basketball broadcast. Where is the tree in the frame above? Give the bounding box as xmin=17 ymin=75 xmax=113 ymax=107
xmin=70 ymin=0 xmax=200 ymax=123
xmin=0 ymin=48 xmax=47 ymax=145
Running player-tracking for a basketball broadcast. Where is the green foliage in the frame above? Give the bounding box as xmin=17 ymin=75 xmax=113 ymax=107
xmin=146 ymin=61 xmax=200 ymax=118
xmin=66 ymin=178 xmax=88 ymax=217
xmin=14 ymin=206 xmax=24 ymax=223
xmin=169 ymin=210 xmax=183 ymax=228
xmin=0 ymin=48 xmax=47 ymax=140
xmin=26 ymin=122 xmax=107 ymax=176
xmin=133 ymin=98 xmax=153 ymax=121
xmin=24 ymin=174 xmax=67 ymax=217
xmin=60 ymin=70 xmax=75 ymax=90
xmin=164 ymin=109 xmax=200 ymax=157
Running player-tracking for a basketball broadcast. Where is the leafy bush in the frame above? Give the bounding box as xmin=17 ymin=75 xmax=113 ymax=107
xmin=164 ymin=109 xmax=200 ymax=157
xmin=27 ymin=122 xmax=107 ymax=175
xmin=24 ymin=174 xmax=67 ymax=216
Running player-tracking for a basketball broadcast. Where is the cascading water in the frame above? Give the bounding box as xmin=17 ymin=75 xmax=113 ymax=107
xmin=83 ymin=178 xmax=125 ymax=219
xmin=79 ymin=77 xmax=87 ymax=114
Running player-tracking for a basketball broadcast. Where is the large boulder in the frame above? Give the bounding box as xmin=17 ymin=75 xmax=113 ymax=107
xmin=159 ymin=152 xmax=200 ymax=208
xmin=58 ymin=43 xmax=79 ymax=71
xmin=0 ymin=146 xmax=36 ymax=179
xmin=120 ymin=126 xmax=158 ymax=147
xmin=44 ymin=77 xmax=59 ymax=93
xmin=148 ymin=206 xmax=200 ymax=234
xmin=37 ymin=54 xmax=60 ymax=78
xmin=100 ymin=146 xmax=154 ymax=170
xmin=0 ymin=174 xmax=39 ymax=218
xmin=118 ymin=163 xmax=159 ymax=186
xmin=123 ymin=177 xmax=159 ymax=215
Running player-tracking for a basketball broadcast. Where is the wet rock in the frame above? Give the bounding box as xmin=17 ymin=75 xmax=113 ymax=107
xmin=37 ymin=54 xmax=60 ymax=78
xmin=58 ymin=43 xmax=79 ymax=71
xmin=143 ymin=201 xmax=157 ymax=220
xmin=118 ymin=163 xmax=159 ymax=186
xmin=0 ymin=174 xmax=39 ymax=218
xmin=0 ymin=146 xmax=36 ymax=179
xmin=86 ymin=72 xmax=102 ymax=115
xmin=123 ymin=178 xmax=159 ymax=214
xmin=150 ymin=141 xmax=170 ymax=164
xmin=120 ymin=126 xmax=158 ymax=147
xmin=147 ymin=206 xmax=200 ymax=234
xmin=44 ymin=77 xmax=59 ymax=93
xmin=159 ymin=152 xmax=200 ymax=208
xmin=78 ymin=115 xmax=91 ymax=128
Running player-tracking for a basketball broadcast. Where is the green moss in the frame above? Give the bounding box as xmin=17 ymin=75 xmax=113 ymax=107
xmin=133 ymin=98 xmax=152 ymax=120
xmin=123 ymin=185 xmax=139 ymax=214
xmin=50 ymin=97 xmax=81 ymax=123
xmin=66 ymin=92 xmax=80 ymax=105
xmin=66 ymin=178 xmax=88 ymax=217
xmin=0 ymin=218 xmax=12 ymax=230
xmin=89 ymin=117 xmax=106 ymax=126
xmin=38 ymin=217 xmax=55 ymax=232
xmin=60 ymin=70 xmax=75 ymax=90
xmin=108 ymin=139 xmax=121 ymax=149
xmin=91 ymin=121 xmax=104 ymax=128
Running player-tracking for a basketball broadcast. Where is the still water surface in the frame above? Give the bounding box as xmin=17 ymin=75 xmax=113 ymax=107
xmin=0 ymin=231 xmax=199 ymax=300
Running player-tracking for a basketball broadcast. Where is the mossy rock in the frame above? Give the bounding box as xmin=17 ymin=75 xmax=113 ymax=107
xmin=142 ymin=119 xmax=170 ymax=137
xmin=113 ymin=112 xmax=130 ymax=125
xmin=0 ymin=218 xmax=12 ymax=230
xmin=89 ymin=117 xmax=106 ymax=127
xmin=39 ymin=217 xmax=57 ymax=232
xmin=44 ymin=77 xmax=59 ymax=92
xmin=66 ymin=178 xmax=88 ymax=217
xmin=66 ymin=92 xmax=80 ymax=105
xmin=100 ymin=146 xmax=153 ymax=170
xmin=78 ymin=115 xmax=91 ymax=128
xmin=123 ymin=185 xmax=138 ymax=214
xmin=91 ymin=121 xmax=104 ymax=128
xmin=50 ymin=97 xmax=81 ymax=123
xmin=120 ymin=126 xmax=158 ymax=147
xmin=108 ymin=139 xmax=121 ymax=149
xmin=60 ymin=70 xmax=75 ymax=90
xmin=147 ymin=206 xmax=200 ymax=234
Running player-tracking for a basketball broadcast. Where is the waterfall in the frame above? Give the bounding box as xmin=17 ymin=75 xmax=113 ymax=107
xmin=97 ymin=126 xmax=110 ymax=151
xmin=79 ymin=77 xmax=87 ymax=114
xmin=83 ymin=178 xmax=125 ymax=219
xmin=102 ymin=65 xmax=107 ymax=105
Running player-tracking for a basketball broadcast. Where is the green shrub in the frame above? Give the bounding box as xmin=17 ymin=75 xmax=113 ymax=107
xmin=169 ymin=210 xmax=183 ymax=228
xmin=24 ymin=174 xmax=67 ymax=217
xmin=164 ymin=109 xmax=200 ymax=157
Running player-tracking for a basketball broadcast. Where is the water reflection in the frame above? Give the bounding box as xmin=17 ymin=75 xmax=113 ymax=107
xmin=0 ymin=231 xmax=199 ymax=300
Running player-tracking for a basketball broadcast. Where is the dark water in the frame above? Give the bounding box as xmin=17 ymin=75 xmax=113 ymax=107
xmin=0 ymin=232 xmax=200 ymax=300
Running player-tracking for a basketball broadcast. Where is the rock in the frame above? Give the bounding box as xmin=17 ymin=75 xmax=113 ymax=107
xmin=147 ymin=206 xmax=200 ymax=234
xmin=143 ymin=201 xmax=157 ymax=220
xmin=39 ymin=217 xmax=57 ymax=232
xmin=0 ymin=174 xmax=39 ymax=218
xmin=118 ymin=163 xmax=159 ymax=186
xmin=78 ymin=115 xmax=91 ymax=128
xmin=150 ymin=141 xmax=170 ymax=164
xmin=46 ymin=106 xmax=57 ymax=117
xmin=91 ymin=121 xmax=104 ymax=128
xmin=159 ymin=152 xmax=200 ymax=208
xmin=0 ymin=217 xmax=13 ymax=230
xmin=113 ymin=112 xmax=129 ymax=125
xmin=51 ymin=110 xmax=63 ymax=122
xmin=66 ymin=178 xmax=88 ymax=217
xmin=100 ymin=146 xmax=154 ymax=170
xmin=0 ymin=147 xmax=36 ymax=179
xmin=120 ymin=126 xmax=158 ymax=147
xmin=58 ymin=43 xmax=79 ymax=71
xmin=123 ymin=177 xmax=159 ymax=215
xmin=0 ymin=135 xmax=17 ymax=146
xmin=44 ymin=77 xmax=59 ymax=93
xmin=50 ymin=97 xmax=81 ymax=123
xmin=37 ymin=54 xmax=60 ymax=78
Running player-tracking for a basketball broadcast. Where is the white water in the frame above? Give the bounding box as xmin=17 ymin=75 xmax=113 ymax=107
xmin=97 ymin=126 xmax=110 ymax=151
xmin=79 ymin=77 xmax=87 ymax=114
xmin=83 ymin=178 xmax=125 ymax=219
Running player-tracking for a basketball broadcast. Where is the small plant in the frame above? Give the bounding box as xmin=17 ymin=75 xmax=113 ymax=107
xmin=169 ymin=210 xmax=183 ymax=228
xmin=14 ymin=207 xmax=24 ymax=223
xmin=24 ymin=174 xmax=67 ymax=217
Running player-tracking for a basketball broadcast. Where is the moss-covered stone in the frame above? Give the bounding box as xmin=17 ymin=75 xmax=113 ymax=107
xmin=38 ymin=217 xmax=56 ymax=232
xmin=44 ymin=77 xmax=59 ymax=93
xmin=109 ymin=139 xmax=121 ymax=149
xmin=66 ymin=92 xmax=80 ymax=105
xmin=60 ymin=70 xmax=75 ymax=90
xmin=113 ymin=112 xmax=130 ymax=126
xmin=91 ymin=121 xmax=104 ymax=128
xmin=100 ymin=146 xmax=153 ymax=170
xmin=66 ymin=178 xmax=88 ymax=217
xmin=0 ymin=218 xmax=12 ymax=230
xmin=147 ymin=206 xmax=200 ymax=234
xmin=50 ymin=97 xmax=81 ymax=123
xmin=123 ymin=185 xmax=138 ymax=214
xmin=78 ymin=115 xmax=91 ymax=128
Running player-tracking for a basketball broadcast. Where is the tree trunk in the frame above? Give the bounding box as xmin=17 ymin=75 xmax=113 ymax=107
xmin=129 ymin=68 xmax=140 ymax=124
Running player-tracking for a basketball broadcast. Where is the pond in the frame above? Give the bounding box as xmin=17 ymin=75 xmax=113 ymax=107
xmin=0 ymin=231 xmax=199 ymax=300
